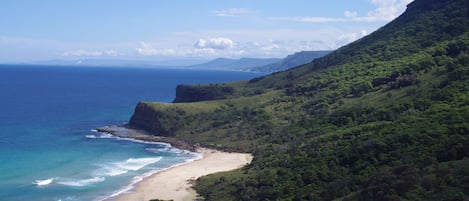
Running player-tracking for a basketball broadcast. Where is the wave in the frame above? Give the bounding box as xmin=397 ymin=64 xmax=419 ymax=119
xmin=114 ymin=157 xmax=162 ymax=171
xmin=145 ymin=147 xmax=172 ymax=153
xmin=94 ymin=163 xmax=130 ymax=177
xmin=145 ymin=147 xmax=194 ymax=155
xmin=85 ymin=132 xmax=113 ymax=139
xmin=114 ymin=137 xmax=172 ymax=146
xmin=86 ymin=131 xmax=172 ymax=147
xmin=57 ymin=177 xmax=105 ymax=187
xmin=185 ymin=152 xmax=204 ymax=163
xmin=93 ymin=157 xmax=162 ymax=179
xmin=97 ymin=169 xmax=161 ymax=201
xmin=95 ymin=165 xmax=129 ymax=177
xmin=33 ymin=178 xmax=54 ymax=186
xmin=99 ymin=152 xmax=203 ymax=201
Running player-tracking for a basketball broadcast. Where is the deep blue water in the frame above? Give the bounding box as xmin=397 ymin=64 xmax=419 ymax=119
xmin=0 ymin=65 xmax=265 ymax=201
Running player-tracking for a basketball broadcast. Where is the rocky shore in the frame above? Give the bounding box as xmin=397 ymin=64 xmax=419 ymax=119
xmin=95 ymin=125 xmax=198 ymax=152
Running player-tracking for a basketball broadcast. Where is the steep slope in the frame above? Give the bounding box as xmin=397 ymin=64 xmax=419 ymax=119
xmin=129 ymin=0 xmax=469 ymax=200
xmin=252 ymin=50 xmax=331 ymax=72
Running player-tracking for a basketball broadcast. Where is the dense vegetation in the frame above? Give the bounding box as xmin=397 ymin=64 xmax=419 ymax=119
xmin=128 ymin=0 xmax=469 ymax=200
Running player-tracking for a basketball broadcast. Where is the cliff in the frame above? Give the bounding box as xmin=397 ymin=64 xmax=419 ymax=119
xmin=128 ymin=102 xmax=179 ymax=136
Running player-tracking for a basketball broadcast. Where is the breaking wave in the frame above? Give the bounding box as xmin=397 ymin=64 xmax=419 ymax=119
xmin=57 ymin=177 xmax=105 ymax=187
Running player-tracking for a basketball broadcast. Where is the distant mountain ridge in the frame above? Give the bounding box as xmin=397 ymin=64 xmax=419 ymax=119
xmin=187 ymin=57 xmax=281 ymax=71
xmin=14 ymin=51 xmax=331 ymax=72
xmin=187 ymin=50 xmax=331 ymax=72
xmin=252 ymin=50 xmax=331 ymax=72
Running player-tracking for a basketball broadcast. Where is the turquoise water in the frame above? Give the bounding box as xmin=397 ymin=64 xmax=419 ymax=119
xmin=0 ymin=65 xmax=265 ymax=201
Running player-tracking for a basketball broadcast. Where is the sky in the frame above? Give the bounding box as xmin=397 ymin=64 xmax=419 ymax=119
xmin=0 ymin=0 xmax=413 ymax=63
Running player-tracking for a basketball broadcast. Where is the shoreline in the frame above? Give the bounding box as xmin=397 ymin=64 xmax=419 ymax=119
xmin=97 ymin=126 xmax=253 ymax=201
xmin=96 ymin=125 xmax=197 ymax=151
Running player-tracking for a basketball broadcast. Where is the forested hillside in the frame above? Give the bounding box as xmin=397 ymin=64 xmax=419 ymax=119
xmin=129 ymin=0 xmax=469 ymax=200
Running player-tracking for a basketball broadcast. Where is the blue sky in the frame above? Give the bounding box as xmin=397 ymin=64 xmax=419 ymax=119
xmin=0 ymin=0 xmax=413 ymax=63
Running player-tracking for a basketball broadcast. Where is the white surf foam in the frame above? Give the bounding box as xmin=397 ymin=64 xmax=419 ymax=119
xmin=94 ymin=164 xmax=129 ymax=177
xmin=98 ymin=151 xmax=202 ymax=201
xmin=85 ymin=135 xmax=97 ymax=139
xmin=103 ymin=168 xmax=128 ymax=177
xmin=85 ymin=133 xmax=114 ymax=139
xmin=145 ymin=146 xmax=194 ymax=155
xmin=86 ymin=131 xmax=172 ymax=147
xmin=145 ymin=147 xmax=170 ymax=153
xmin=57 ymin=177 xmax=105 ymax=187
xmin=33 ymin=178 xmax=54 ymax=186
xmin=114 ymin=157 xmax=162 ymax=171
xmin=114 ymin=137 xmax=172 ymax=146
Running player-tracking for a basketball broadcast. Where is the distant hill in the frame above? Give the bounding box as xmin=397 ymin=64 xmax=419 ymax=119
xmin=252 ymin=50 xmax=331 ymax=72
xmin=188 ymin=57 xmax=281 ymax=71
xmin=25 ymin=53 xmax=331 ymax=72
xmin=188 ymin=51 xmax=331 ymax=72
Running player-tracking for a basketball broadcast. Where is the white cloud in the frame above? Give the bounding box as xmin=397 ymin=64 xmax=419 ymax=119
xmin=345 ymin=0 xmax=413 ymax=22
xmin=136 ymin=42 xmax=157 ymax=56
xmin=61 ymin=49 xmax=118 ymax=57
xmin=169 ymin=28 xmax=351 ymax=58
xmin=272 ymin=0 xmax=413 ymax=23
xmin=270 ymin=17 xmax=344 ymax=23
xmin=368 ymin=0 xmax=414 ymax=21
xmin=136 ymin=42 xmax=176 ymax=56
xmin=344 ymin=10 xmax=358 ymax=18
xmin=334 ymin=30 xmax=369 ymax=48
xmin=212 ymin=8 xmax=249 ymax=17
xmin=259 ymin=43 xmax=281 ymax=51
xmin=361 ymin=30 xmax=368 ymax=36
xmin=194 ymin=37 xmax=234 ymax=49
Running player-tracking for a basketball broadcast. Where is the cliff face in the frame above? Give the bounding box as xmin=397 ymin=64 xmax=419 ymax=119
xmin=173 ymin=84 xmax=234 ymax=103
xmin=128 ymin=102 xmax=177 ymax=136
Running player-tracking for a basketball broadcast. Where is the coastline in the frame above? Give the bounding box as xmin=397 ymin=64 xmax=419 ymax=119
xmin=98 ymin=126 xmax=253 ymax=201
xmin=96 ymin=125 xmax=197 ymax=151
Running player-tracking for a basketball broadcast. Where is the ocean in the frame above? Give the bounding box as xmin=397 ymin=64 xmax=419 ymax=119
xmin=0 ymin=65 xmax=265 ymax=201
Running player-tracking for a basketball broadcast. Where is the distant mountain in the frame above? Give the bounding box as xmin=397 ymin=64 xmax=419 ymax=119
xmin=188 ymin=57 xmax=281 ymax=71
xmin=188 ymin=51 xmax=332 ymax=72
xmin=22 ymin=53 xmax=331 ymax=72
xmin=252 ymin=50 xmax=331 ymax=72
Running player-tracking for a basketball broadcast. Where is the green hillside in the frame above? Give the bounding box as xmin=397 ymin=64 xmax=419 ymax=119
xmin=128 ymin=0 xmax=469 ymax=200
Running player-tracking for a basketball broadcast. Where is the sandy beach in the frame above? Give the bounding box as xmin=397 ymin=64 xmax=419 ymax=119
xmin=97 ymin=126 xmax=252 ymax=201
xmin=109 ymin=148 xmax=252 ymax=201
